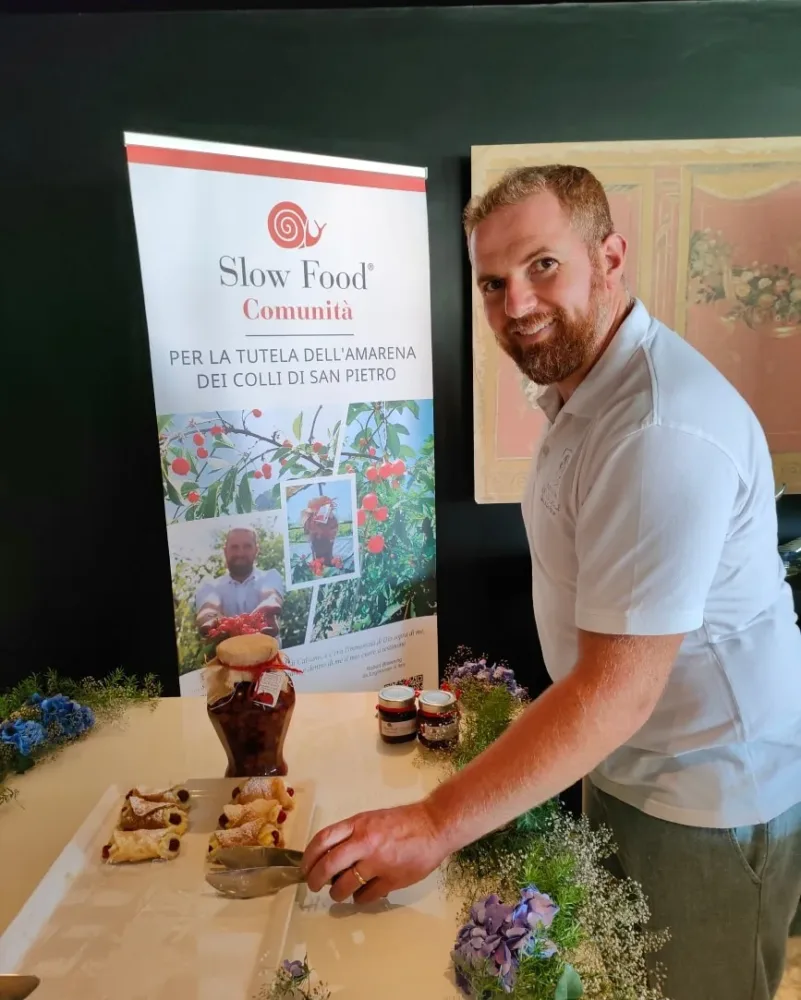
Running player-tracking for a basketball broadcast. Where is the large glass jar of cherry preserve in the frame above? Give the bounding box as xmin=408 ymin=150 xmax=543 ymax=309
xmin=204 ymin=633 xmax=298 ymax=777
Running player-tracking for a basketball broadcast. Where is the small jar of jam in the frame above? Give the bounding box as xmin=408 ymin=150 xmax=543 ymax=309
xmin=417 ymin=690 xmax=460 ymax=750
xmin=377 ymin=685 xmax=418 ymax=744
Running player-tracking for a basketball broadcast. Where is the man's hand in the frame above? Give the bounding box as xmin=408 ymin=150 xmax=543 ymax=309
xmin=302 ymin=801 xmax=449 ymax=904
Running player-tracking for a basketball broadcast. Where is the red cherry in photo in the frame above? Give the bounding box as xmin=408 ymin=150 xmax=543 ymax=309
xmin=369 ymin=447 xmax=376 ymax=456
xmin=374 ymin=506 xmax=389 ymax=522
xmin=171 ymin=457 xmax=190 ymax=476
xmin=366 ymin=466 xmax=379 ymax=482
xmin=197 ymin=447 xmax=209 ymax=459
xmin=211 ymin=425 xmax=223 ymax=436
xmin=254 ymin=470 xmax=264 ymax=479
xmin=393 ymin=460 xmax=407 ymax=476
xmin=362 ymin=493 xmax=378 ymax=511
xmin=283 ymin=439 xmax=292 ymax=448
xmin=357 ymin=509 xmax=367 ymax=527
xmin=193 ymin=432 xmax=204 ymax=446
xmin=187 ymin=491 xmax=201 ymax=504
xmin=312 ymin=442 xmax=323 ymax=453
xmin=262 ymin=463 xmax=272 ymax=479
xmin=366 ymin=535 xmax=385 ymax=555
xmin=379 ymin=462 xmax=394 ymax=479
xmin=252 ymin=409 xmax=263 ymax=418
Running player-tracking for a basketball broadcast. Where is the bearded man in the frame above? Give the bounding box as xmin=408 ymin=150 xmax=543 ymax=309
xmin=302 ymin=165 xmax=801 ymax=1000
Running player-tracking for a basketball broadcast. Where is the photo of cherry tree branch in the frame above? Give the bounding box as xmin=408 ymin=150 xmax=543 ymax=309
xmin=158 ymin=405 xmax=342 ymax=523
xmin=312 ymin=399 xmax=436 ymax=640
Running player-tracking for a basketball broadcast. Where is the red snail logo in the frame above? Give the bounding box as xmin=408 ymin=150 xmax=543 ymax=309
xmin=267 ymin=201 xmax=326 ymax=249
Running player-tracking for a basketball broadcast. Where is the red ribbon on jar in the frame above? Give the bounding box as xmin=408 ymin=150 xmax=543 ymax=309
xmin=238 ymin=652 xmax=303 ymax=707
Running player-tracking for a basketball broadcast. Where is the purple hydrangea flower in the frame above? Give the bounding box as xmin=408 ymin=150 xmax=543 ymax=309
xmin=446 ymin=654 xmax=527 ymax=700
xmin=452 ymin=886 xmax=560 ymax=996
xmin=282 ymin=959 xmax=306 ymax=980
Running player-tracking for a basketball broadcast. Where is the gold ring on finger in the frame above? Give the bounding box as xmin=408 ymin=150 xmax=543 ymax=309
xmin=352 ymin=866 xmax=367 ymax=887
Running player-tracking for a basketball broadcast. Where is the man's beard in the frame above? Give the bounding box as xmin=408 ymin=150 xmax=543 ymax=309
xmin=500 ymin=277 xmax=605 ymax=386
xmin=227 ymin=558 xmax=254 ymax=579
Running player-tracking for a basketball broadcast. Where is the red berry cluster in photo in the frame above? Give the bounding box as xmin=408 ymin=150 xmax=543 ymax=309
xmin=206 ymin=610 xmax=269 ymax=640
xmin=355 ymin=457 xmax=407 ymax=557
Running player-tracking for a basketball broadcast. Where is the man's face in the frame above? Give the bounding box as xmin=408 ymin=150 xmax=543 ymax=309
xmin=224 ymin=530 xmax=257 ymax=576
xmin=471 ymin=191 xmax=608 ymax=385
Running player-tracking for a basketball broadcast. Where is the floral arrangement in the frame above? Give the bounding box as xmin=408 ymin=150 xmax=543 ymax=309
xmin=689 ymin=227 xmax=801 ymax=334
xmin=261 ymin=957 xmax=330 ymax=999
xmin=446 ymin=648 xmax=528 ymax=700
xmin=425 ymin=648 xmax=668 ymax=1000
xmin=0 ymin=669 xmax=160 ymax=808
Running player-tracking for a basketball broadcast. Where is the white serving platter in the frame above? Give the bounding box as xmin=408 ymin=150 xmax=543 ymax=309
xmin=0 ymin=777 xmax=315 ymax=1000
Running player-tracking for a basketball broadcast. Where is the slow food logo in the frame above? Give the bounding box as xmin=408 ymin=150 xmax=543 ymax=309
xmin=267 ymin=201 xmax=326 ymax=250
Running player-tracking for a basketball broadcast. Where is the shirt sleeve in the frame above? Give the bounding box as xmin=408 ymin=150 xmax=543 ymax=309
xmin=575 ymin=423 xmax=741 ymax=636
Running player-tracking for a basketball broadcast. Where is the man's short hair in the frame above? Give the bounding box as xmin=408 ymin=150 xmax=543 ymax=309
xmin=463 ymin=164 xmax=614 ymax=248
xmin=224 ymin=526 xmax=258 ymax=546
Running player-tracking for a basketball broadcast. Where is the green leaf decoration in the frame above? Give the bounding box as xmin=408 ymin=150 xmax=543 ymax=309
xmin=292 ymin=413 xmax=303 ymax=440
xmin=386 ymin=423 xmax=401 ymax=458
xmin=237 ymin=473 xmax=253 ymax=513
xmin=165 ymin=479 xmax=183 ymax=507
xmin=220 ymin=468 xmax=237 ymax=510
xmin=157 ymin=414 xmax=173 ymax=433
xmin=199 ymin=481 xmax=219 ymax=519
xmin=554 ymin=964 xmax=583 ymax=999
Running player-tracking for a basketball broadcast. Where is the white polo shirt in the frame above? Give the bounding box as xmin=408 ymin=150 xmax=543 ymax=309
xmin=195 ymin=568 xmax=285 ymax=619
xmin=523 ymin=299 xmax=801 ymax=828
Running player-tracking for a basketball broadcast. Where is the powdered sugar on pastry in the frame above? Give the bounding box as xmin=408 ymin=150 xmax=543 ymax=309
xmin=222 ymin=799 xmax=285 ymax=828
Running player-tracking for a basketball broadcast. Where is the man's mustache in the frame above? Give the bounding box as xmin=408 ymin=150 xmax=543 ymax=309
xmin=505 ymin=314 xmax=557 ymax=338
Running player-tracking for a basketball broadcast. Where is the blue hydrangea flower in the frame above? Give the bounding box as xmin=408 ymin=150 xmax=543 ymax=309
xmin=38 ymin=695 xmax=94 ymax=740
xmin=0 ymin=720 xmax=47 ymax=757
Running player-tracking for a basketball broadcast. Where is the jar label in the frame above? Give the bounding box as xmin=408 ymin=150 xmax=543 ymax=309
xmin=254 ymin=670 xmax=284 ymax=706
xmin=380 ymin=718 xmax=417 ymax=737
xmin=420 ymin=720 xmax=459 ymax=743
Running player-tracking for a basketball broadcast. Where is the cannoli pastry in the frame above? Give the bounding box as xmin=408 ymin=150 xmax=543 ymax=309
xmin=231 ymin=777 xmax=295 ymax=810
xmin=102 ymin=828 xmax=182 ymax=864
xmin=219 ymin=798 xmax=286 ymax=829
xmin=119 ymin=797 xmax=188 ymax=835
xmin=126 ymin=785 xmax=191 ymax=808
xmin=208 ymin=819 xmax=283 ymax=855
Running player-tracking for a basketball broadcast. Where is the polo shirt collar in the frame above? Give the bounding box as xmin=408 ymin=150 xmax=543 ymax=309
xmin=537 ymin=298 xmax=651 ymax=423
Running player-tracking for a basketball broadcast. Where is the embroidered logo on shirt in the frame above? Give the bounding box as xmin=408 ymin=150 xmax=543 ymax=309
xmin=540 ymin=448 xmax=573 ymax=515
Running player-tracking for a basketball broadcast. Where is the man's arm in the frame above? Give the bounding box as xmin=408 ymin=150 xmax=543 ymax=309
xmin=425 ymin=629 xmax=683 ymax=855
xmin=303 ymin=424 xmax=739 ymax=902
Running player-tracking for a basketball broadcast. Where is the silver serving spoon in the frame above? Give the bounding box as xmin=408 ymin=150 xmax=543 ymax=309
xmin=206 ymin=846 xmax=307 ymax=899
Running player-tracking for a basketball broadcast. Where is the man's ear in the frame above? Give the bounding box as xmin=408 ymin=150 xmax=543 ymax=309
xmin=601 ymin=232 xmax=627 ymax=288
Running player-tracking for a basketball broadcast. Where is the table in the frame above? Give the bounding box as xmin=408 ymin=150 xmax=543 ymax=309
xmin=0 ymin=695 xmax=463 ymax=999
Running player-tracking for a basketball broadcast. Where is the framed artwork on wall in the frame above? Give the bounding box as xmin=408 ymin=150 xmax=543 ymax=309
xmin=471 ymin=137 xmax=801 ymax=503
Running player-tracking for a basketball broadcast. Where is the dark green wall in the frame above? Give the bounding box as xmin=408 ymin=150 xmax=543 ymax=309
xmin=2 ymin=2 xmax=801 ymax=697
